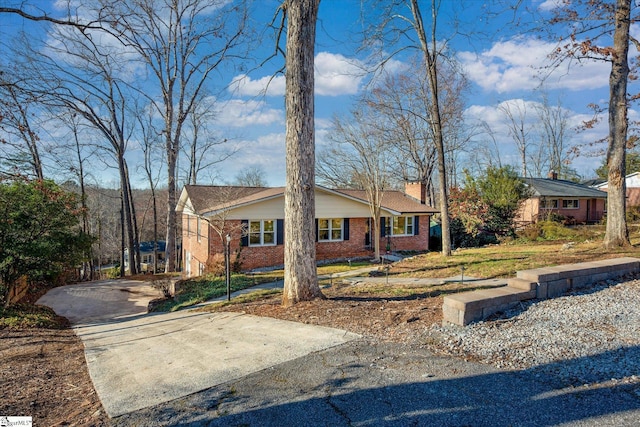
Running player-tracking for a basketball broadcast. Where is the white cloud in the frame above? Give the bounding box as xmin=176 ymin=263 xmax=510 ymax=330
xmin=229 ymin=51 xmax=364 ymax=97
xmin=314 ymin=52 xmax=364 ymax=96
xmin=213 ymin=99 xmax=283 ymax=128
xmin=459 ymin=36 xmax=610 ymax=94
xmin=537 ymin=0 xmax=563 ymax=12
xmin=230 ymin=74 xmax=286 ymax=97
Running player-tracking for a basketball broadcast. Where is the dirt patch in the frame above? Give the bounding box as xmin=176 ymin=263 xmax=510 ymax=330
xmin=204 ymin=284 xmax=443 ymax=344
xmin=0 ymin=327 xmax=110 ymax=426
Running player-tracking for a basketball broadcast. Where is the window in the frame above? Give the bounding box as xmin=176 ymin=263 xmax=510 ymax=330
xmin=197 ymin=217 xmax=202 ymax=242
xmin=541 ymin=199 xmax=558 ymax=209
xmin=393 ymin=216 xmax=414 ymax=236
xmin=318 ymin=218 xmax=343 ymax=241
xmin=249 ymin=220 xmax=276 ymax=246
xmin=562 ymin=199 xmax=579 ymax=209
xmin=199 ymin=262 xmax=205 ymax=276
xmin=384 ymin=216 xmax=415 ymax=236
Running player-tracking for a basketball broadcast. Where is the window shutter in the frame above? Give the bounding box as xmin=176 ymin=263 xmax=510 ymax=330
xmin=240 ymin=220 xmax=249 ymax=247
xmin=277 ymin=219 xmax=284 ymax=245
xmin=315 ymin=219 xmax=319 ymax=242
xmin=414 ymin=216 xmax=419 ymax=235
xmin=344 ymin=218 xmax=350 ymax=240
xmin=365 ymin=218 xmax=371 ymax=246
xmin=380 ymin=217 xmax=386 ymax=237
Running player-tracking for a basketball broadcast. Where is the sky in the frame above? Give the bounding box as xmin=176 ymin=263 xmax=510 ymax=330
xmin=1 ymin=0 xmax=637 ymax=188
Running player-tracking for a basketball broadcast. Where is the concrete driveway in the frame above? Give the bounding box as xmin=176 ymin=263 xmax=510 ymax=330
xmin=37 ymin=280 xmax=359 ymax=417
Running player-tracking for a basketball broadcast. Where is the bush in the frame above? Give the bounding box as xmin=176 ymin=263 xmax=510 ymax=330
xmin=518 ymin=223 xmax=542 ymax=241
xmin=206 ymin=253 xmax=225 ymax=276
xmin=517 ymin=221 xmax=598 ymax=242
xmin=627 ymin=206 xmax=640 ymax=223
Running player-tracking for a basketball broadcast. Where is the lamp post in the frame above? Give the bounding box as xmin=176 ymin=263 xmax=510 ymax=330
xmin=225 ymin=234 xmax=231 ymax=301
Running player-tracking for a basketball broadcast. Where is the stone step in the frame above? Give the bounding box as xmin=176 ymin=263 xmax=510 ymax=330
xmin=443 ymin=286 xmax=535 ymax=326
xmin=507 ymin=278 xmax=536 ymax=291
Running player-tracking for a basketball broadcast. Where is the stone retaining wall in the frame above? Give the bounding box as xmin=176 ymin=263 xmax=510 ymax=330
xmin=442 ymin=257 xmax=640 ymax=326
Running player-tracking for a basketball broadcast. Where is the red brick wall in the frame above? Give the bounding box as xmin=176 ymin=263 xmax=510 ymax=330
xmin=385 ymin=215 xmax=430 ymax=252
xmin=190 ymin=216 xmax=430 ymax=273
xmin=182 ymin=214 xmax=210 ymax=277
xmin=316 ymin=217 xmax=372 ymax=262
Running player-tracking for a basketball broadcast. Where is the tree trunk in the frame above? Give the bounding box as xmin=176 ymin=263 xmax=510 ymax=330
xmin=604 ymin=0 xmax=631 ymax=248
xmin=118 ymin=154 xmax=137 ymax=275
xmin=409 ymin=0 xmax=451 ymax=256
xmin=165 ymin=133 xmax=177 ymax=272
xmin=282 ymin=0 xmax=323 ymax=307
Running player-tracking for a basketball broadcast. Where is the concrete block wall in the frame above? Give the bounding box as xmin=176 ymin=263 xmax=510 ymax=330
xmin=442 ymin=257 xmax=640 ymax=326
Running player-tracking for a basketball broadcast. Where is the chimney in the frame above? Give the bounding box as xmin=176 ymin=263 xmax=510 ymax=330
xmin=405 ymin=181 xmax=426 ymax=204
xmin=548 ymin=170 xmax=558 ymax=180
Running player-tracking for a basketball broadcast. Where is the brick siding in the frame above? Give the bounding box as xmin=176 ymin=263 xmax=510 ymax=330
xmin=183 ymin=216 xmax=430 ymax=273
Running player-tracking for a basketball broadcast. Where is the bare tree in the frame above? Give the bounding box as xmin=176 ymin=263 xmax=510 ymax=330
xmin=181 ymin=96 xmax=235 ymax=186
xmin=136 ymin=106 xmax=165 ymax=274
xmin=98 ymin=0 xmax=250 ymax=272
xmin=499 ymin=100 xmax=534 ymax=178
xmin=365 ymin=57 xmax=470 ymax=206
xmin=234 ymin=166 xmax=268 ymax=187
xmin=364 ymin=0 xmax=456 ymax=256
xmin=535 ymin=93 xmax=573 ymax=178
xmin=0 ymin=76 xmax=44 ymax=180
xmin=12 ymin=24 xmax=142 ymax=274
xmin=317 ymin=106 xmax=392 ymax=261
xmin=281 ymin=0 xmax=324 ymax=306
xmin=546 ymin=0 xmax=634 ymax=247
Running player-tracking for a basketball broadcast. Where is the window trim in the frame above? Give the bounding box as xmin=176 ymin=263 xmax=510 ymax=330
xmin=385 ymin=215 xmax=415 ymax=236
xmin=248 ymin=219 xmax=277 ymax=247
xmin=541 ymin=199 xmax=559 ymax=209
xmin=562 ymin=199 xmax=579 ymax=209
xmin=318 ymin=218 xmax=344 ymax=242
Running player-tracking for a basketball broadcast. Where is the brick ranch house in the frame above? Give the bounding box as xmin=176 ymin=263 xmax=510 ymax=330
xmin=516 ymin=173 xmax=608 ymax=225
xmin=176 ymin=183 xmax=437 ymax=276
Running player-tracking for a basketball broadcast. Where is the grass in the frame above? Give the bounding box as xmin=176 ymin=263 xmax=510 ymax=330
xmin=0 ymin=304 xmax=67 ymax=329
xmin=150 ymin=271 xmax=284 ymax=312
xmin=156 ymin=225 xmax=640 ymax=311
xmin=151 ymin=260 xmax=376 ymax=312
xmin=390 ymin=224 xmax=640 ymax=280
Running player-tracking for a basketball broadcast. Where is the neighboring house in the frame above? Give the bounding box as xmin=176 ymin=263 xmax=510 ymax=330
xmin=175 ymin=183 xmax=438 ymax=275
xmin=517 ymin=173 xmax=608 ymax=225
xmin=595 ymin=172 xmax=640 ymax=208
xmin=124 ymin=240 xmax=167 ymax=273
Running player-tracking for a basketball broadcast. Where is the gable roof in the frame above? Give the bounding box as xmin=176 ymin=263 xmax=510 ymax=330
xmin=524 ymin=178 xmax=608 ymax=199
xmin=177 ymin=185 xmax=284 ymax=215
xmin=177 ymin=185 xmax=437 ymax=216
xmin=332 ymin=188 xmax=438 ymax=214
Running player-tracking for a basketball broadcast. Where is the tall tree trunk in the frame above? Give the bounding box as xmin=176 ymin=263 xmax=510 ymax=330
xmin=282 ymin=0 xmax=323 ymax=307
xmin=410 ymin=0 xmax=451 ymax=256
xmin=124 ymin=160 xmax=141 ymax=273
xmin=118 ymin=154 xmax=137 ymax=275
xmin=73 ymin=125 xmax=91 ymax=280
xmin=604 ymin=0 xmax=631 ymax=248
xmin=165 ymin=134 xmax=178 ymax=272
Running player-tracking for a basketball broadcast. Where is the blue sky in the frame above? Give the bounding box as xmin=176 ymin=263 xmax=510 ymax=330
xmin=1 ymin=0 xmax=635 ymax=187
xmin=208 ymin=0 xmax=627 ymax=185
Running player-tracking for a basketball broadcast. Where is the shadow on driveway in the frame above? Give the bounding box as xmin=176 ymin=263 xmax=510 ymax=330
xmin=112 ymin=342 xmax=640 ymax=426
